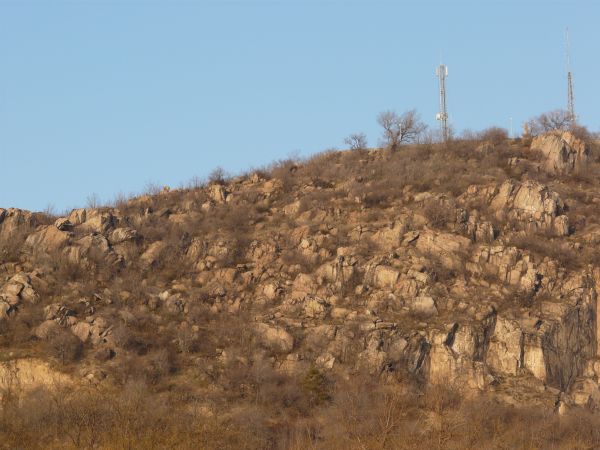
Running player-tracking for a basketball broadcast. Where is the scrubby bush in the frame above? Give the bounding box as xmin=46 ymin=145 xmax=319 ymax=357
xmin=479 ymin=126 xmax=509 ymax=145
xmin=45 ymin=329 xmax=83 ymax=365
xmin=344 ymin=132 xmax=368 ymax=150
xmin=208 ymin=166 xmax=227 ymax=185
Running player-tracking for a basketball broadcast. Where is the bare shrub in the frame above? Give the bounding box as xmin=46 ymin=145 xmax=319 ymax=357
xmin=143 ymin=348 xmax=177 ymax=385
xmin=343 ymin=133 xmax=368 ymax=150
xmin=479 ymin=126 xmax=509 ymax=145
xmin=0 ymin=305 xmax=43 ymax=347
xmin=208 ymin=166 xmax=227 ymax=185
xmin=300 ymin=367 xmax=331 ymax=408
xmin=422 ymin=199 xmax=455 ymax=229
xmin=0 ymin=228 xmax=28 ymax=262
xmin=45 ymin=328 xmax=83 ymax=365
xmin=508 ymin=234 xmax=580 ymax=269
xmin=281 ymin=248 xmax=319 ymax=273
xmin=269 ymin=158 xmax=298 ymax=193
xmin=85 ymin=193 xmax=102 ymax=209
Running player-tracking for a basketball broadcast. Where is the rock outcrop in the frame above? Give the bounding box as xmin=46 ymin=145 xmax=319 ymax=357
xmin=2 ymin=139 xmax=600 ymax=420
xmin=463 ymin=180 xmax=570 ymax=236
xmin=530 ymin=131 xmax=589 ymax=174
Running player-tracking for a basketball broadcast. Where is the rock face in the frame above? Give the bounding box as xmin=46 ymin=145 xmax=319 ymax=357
xmin=0 ymin=272 xmax=40 ymax=310
xmin=255 ymin=323 xmax=294 ymax=353
xmin=0 ymin=208 xmax=36 ymax=240
xmin=464 ymin=180 xmax=570 ymax=236
xmin=372 ymin=265 xmax=400 ymax=289
xmin=490 ymin=180 xmax=564 ymax=217
xmin=68 ymin=209 xmax=114 ymax=234
xmin=530 ymin=131 xmax=589 ymax=174
xmin=3 ymin=141 xmax=600 ymax=418
xmin=415 ymin=230 xmax=471 ymax=267
xmin=24 ymin=226 xmax=71 ymax=253
xmin=0 ymin=359 xmax=73 ymax=391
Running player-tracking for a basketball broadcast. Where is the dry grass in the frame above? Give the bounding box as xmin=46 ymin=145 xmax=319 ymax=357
xmin=3 ymin=134 xmax=600 ymax=449
xmin=1 ymin=374 xmax=598 ymax=449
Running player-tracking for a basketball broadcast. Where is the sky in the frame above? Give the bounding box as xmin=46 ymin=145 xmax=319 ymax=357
xmin=0 ymin=0 xmax=598 ymax=212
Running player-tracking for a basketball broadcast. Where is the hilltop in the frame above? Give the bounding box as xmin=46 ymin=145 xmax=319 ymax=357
xmin=1 ymin=129 xmax=600 ymax=448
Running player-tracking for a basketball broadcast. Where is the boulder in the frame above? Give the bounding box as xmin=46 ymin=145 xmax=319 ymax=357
xmin=71 ymin=322 xmax=91 ymax=342
xmin=110 ymin=227 xmax=138 ymax=244
xmin=68 ymin=209 xmax=114 ymax=234
xmin=0 ymin=273 xmax=39 ymax=306
xmin=43 ymin=304 xmax=75 ymax=323
xmin=410 ymin=296 xmax=437 ymax=316
xmin=19 ymin=285 xmax=39 ymax=303
xmin=291 ymin=273 xmax=317 ymax=299
xmin=209 ymin=185 xmax=227 ymax=203
xmin=486 ymin=180 xmax=570 ymax=236
xmin=1 ymin=282 xmax=22 ymax=305
xmin=262 ymin=283 xmax=281 ymax=300
xmin=68 ymin=209 xmax=87 ymax=225
xmin=283 ymin=201 xmax=302 ymax=216
xmin=261 ymin=179 xmax=282 ymax=195
xmin=255 ymin=323 xmax=294 ymax=353
xmin=34 ymin=320 xmax=61 ymax=340
xmin=89 ymin=318 xmax=111 ymax=346
xmin=0 ymin=301 xmax=11 ymax=319
xmin=0 ymin=208 xmax=36 ymax=240
xmin=487 ymin=316 xmax=522 ymax=376
xmin=304 ymin=296 xmax=330 ymax=319
xmin=371 ymin=220 xmax=408 ymax=251
xmin=140 ymin=241 xmax=167 ymax=268
xmin=24 ymin=226 xmax=70 ymax=253
xmin=54 ymin=218 xmax=73 ymax=231
xmin=214 ymin=268 xmax=238 ymax=285
xmin=530 ymin=131 xmax=589 ymax=174
xmin=415 ymin=231 xmax=471 ymax=268
xmin=372 ymin=265 xmax=400 ymax=289
xmin=491 ymin=180 xmax=563 ymax=217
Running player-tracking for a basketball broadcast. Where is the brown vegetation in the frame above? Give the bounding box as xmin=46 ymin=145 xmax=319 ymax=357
xmin=1 ymin=116 xmax=600 ymax=448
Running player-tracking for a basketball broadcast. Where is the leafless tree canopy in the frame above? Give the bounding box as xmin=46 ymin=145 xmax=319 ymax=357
xmin=528 ymin=109 xmax=572 ymax=135
xmin=344 ymin=133 xmax=368 ymax=151
xmin=378 ymin=109 xmax=427 ymax=151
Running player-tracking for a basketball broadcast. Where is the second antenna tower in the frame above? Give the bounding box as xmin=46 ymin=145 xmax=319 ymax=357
xmin=566 ymin=28 xmax=576 ymax=123
xmin=436 ymin=64 xmax=449 ymax=141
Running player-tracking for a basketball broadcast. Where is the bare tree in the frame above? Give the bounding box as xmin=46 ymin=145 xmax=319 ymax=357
xmin=377 ymin=109 xmax=427 ymax=151
xmin=208 ymin=166 xmax=227 ymax=185
xmin=344 ymin=133 xmax=368 ymax=150
xmin=86 ymin=193 xmax=101 ymax=209
xmin=528 ymin=109 xmax=572 ymax=135
xmin=46 ymin=329 xmax=83 ymax=365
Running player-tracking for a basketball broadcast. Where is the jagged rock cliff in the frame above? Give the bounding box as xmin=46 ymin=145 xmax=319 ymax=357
xmin=0 ymin=131 xmax=599 ymax=415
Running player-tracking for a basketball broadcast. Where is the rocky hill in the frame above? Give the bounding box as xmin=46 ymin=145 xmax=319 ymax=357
xmin=2 ymin=130 xmax=600 ymax=448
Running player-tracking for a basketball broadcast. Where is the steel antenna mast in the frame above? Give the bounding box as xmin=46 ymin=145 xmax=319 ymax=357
xmin=566 ymin=27 xmax=576 ymax=123
xmin=436 ymin=63 xmax=449 ymax=142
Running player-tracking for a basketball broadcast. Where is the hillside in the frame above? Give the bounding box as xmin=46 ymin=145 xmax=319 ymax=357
xmin=2 ymin=131 xmax=600 ymax=448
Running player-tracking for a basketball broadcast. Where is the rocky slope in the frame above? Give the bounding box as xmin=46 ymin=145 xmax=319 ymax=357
xmin=1 ymin=130 xmax=600 ymax=424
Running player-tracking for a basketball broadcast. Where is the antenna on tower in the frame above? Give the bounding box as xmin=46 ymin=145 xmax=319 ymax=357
xmin=565 ymin=27 xmax=576 ymax=123
xmin=435 ymin=63 xmax=449 ymax=142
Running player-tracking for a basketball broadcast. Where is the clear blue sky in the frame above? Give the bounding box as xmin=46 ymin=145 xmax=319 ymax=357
xmin=1 ymin=0 xmax=598 ymax=212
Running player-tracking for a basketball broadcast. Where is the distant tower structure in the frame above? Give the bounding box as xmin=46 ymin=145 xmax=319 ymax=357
xmin=436 ymin=64 xmax=449 ymax=142
xmin=565 ymin=27 xmax=576 ymax=123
